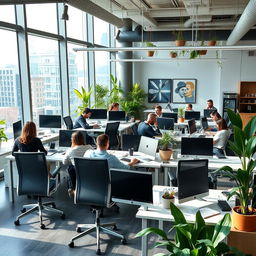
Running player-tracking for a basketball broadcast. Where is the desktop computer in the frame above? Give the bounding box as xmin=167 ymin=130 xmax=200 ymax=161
xmin=201 ymin=117 xmax=209 ymax=130
xmin=157 ymin=117 xmax=175 ymax=130
xmin=39 ymin=115 xmax=62 ymax=129
xmin=90 ymin=109 xmax=107 ymax=120
xmin=162 ymin=113 xmax=178 ymax=123
xmin=13 ymin=120 xmax=22 ymax=140
xmin=185 ymin=111 xmax=200 ymax=120
xmin=204 ymin=109 xmax=214 ymax=118
xmin=59 ymin=130 xmax=88 ymax=147
xmin=188 ymin=119 xmax=197 ymax=135
xmin=108 ymin=111 xmax=126 ymax=121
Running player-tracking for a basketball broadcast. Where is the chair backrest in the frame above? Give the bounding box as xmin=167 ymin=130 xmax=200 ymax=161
xmin=105 ymin=122 xmax=120 ymax=147
xmin=63 ymin=116 xmax=73 ymax=130
xmin=14 ymin=152 xmax=49 ymax=196
xmin=121 ymin=134 xmax=141 ymax=151
xmin=131 ymin=122 xmax=139 ymax=135
xmin=74 ymin=158 xmax=110 ymax=207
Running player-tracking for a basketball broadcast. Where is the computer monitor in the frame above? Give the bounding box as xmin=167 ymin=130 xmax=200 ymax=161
xmin=59 ymin=130 xmax=88 ymax=147
xmin=110 ymin=169 xmax=153 ymax=206
xmin=201 ymin=117 xmax=209 ymax=130
xmin=181 ymin=137 xmax=213 ymax=156
xmin=162 ymin=113 xmax=178 ymax=123
xmin=157 ymin=117 xmax=175 ymax=130
xmin=108 ymin=111 xmax=126 ymax=121
xmin=90 ymin=109 xmax=107 ymax=120
xmin=13 ymin=120 xmax=22 ymax=140
xmin=185 ymin=111 xmax=200 ymax=120
xmin=177 ymin=159 xmax=209 ymax=203
xmin=39 ymin=115 xmax=62 ymax=128
xmin=188 ymin=119 xmax=197 ymax=135
xmin=204 ymin=109 xmax=214 ymax=118
xmin=138 ymin=136 xmax=159 ymax=158
xmin=122 ymin=134 xmax=141 ymax=151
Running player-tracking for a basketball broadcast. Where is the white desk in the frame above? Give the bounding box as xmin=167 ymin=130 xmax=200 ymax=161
xmin=136 ymin=186 xmax=234 ymax=256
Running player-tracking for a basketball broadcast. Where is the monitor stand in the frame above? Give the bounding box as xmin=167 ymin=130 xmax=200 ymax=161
xmin=50 ymin=128 xmax=58 ymax=133
xmin=165 ymin=103 xmax=172 ymax=111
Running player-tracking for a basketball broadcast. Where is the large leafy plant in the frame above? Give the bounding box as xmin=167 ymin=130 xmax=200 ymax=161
xmin=109 ymin=74 xmax=123 ymax=104
xmin=218 ymin=109 xmax=256 ymax=214
xmin=94 ymin=84 xmax=109 ymax=109
xmin=136 ymin=202 xmax=241 ymax=256
xmin=0 ymin=120 xmax=8 ymax=142
xmin=74 ymin=87 xmax=92 ymax=115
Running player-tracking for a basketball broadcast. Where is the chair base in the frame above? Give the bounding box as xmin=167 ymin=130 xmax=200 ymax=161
xmin=14 ymin=197 xmax=64 ymax=229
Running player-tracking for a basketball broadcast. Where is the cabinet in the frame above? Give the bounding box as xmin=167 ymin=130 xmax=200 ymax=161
xmin=239 ymin=81 xmax=256 ymax=126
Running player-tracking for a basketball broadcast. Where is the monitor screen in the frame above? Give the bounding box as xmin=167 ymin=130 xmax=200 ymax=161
xmin=201 ymin=117 xmax=208 ymax=130
xmin=122 ymin=134 xmax=141 ymax=151
xmin=13 ymin=120 xmax=22 ymax=140
xmin=162 ymin=113 xmax=178 ymax=123
xmin=177 ymin=159 xmax=209 ymax=203
xmin=59 ymin=130 xmax=88 ymax=147
xmin=185 ymin=111 xmax=200 ymax=120
xmin=157 ymin=117 xmax=175 ymax=130
xmin=188 ymin=119 xmax=196 ymax=135
xmin=110 ymin=169 xmax=153 ymax=205
xmin=90 ymin=109 xmax=107 ymax=119
xmin=181 ymin=137 xmax=213 ymax=156
xmin=108 ymin=111 xmax=126 ymax=121
xmin=204 ymin=109 xmax=214 ymax=118
xmin=39 ymin=115 xmax=62 ymax=128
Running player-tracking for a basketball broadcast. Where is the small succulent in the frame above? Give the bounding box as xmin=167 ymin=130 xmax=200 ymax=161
xmin=162 ymin=189 xmax=175 ymax=199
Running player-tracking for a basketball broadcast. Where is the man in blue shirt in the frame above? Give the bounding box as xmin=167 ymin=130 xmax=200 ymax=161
xmin=74 ymin=108 xmax=99 ymax=129
xmin=138 ymin=113 xmax=161 ymax=138
xmin=84 ymin=134 xmax=138 ymax=169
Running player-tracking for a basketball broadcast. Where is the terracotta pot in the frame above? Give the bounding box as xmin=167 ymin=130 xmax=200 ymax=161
xmin=199 ymin=50 xmax=207 ymax=55
xmin=159 ymin=149 xmax=173 ymax=162
xmin=232 ymin=206 xmax=256 ymax=232
xmin=162 ymin=196 xmax=175 ymax=209
xmin=178 ymin=117 xmax=185 ymax=123
xmin=147 ymin=51 xmax=154 ymax=57
xmin=208 ymin=40 xmax=216 ymax=46
xmin=170 ymin=52 xmax=177 ymax=58
xmin=175 ymin=40 xmax=186 ymax=47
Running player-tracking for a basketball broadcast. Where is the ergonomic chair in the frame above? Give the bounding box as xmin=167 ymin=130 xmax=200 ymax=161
xmin=63 ymin=115 xmax=73 ymax=130
xmin=14 ymin=152 xmax=65 ymax=229
xmin=105 ymin=122 xmax=120 ymax=149
xmin=68 ymin=158 xmax=126 ymax=255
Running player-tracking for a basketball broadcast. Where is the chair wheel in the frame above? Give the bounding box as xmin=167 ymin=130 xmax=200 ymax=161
xmin=96 ymin=249 xmax=101 ymax=255
xmin=61 ymin=214 xmax=66 ymax=220
xmin=68 ymin=241 xmax=74 ymax=248
xmin=14 ymin=220 xmax=20 ymax=226
xmin=76 ymin=227 xmax=82 ymax=233
xmin=40 ymin=224 xmax=45 ymax=229
xmin=112 ymin=225 xmax=117 ymax=231
xmin=121 ymin=238 xmax=127 ymax=245
xmin=21 ymin=208 xmax=26 ymax=213
xmin=52 ymin=203 xmax=56 ymax=208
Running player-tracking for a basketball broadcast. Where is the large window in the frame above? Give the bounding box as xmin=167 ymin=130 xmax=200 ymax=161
xmin=0 ymin=5 xmax=15 ymax=23
xmin=0 ymin=29 xmax=22 ymax=139
xmin=94 ymin=17 xmax=109 ymax=46
xmin=95 ymin=52 xmax=110 ymax=87
xmin=28 ymin=35 xmax=61 ymax=125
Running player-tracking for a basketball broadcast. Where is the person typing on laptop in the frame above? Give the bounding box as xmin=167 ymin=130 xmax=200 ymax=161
xmin=138 ymin=113 xmax=161 ymax=138
xmin=84 ymin=134 xmax=138 ymax=169
xmin=73 ymin=107 xmax=99 ymax=129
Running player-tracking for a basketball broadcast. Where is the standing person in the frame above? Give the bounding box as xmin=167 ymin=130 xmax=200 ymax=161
xmin=154 ymin=105 xmax=162 ymax=117
xmin=108 ymin=102 xmax=119 ymax=111
xmin=73 ymin=108 xmax=99 ymax=129
xmin=137 ymin=113 xmax=161 ymax=138
xmin=63 ymin=131 xmax=93 ymax=197
xmin=206 ymin=99 xmax=217 ymax=110
xmin=185 ymin=104 xmax=193 ymax=111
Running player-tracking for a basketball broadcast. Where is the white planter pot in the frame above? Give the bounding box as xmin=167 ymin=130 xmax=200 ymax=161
xmin=162 ymin=197 xmax=175 ymax=209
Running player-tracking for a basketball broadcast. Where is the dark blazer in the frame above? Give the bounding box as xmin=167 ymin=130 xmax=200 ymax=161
xmin=137 ymin=122 xmax=160 ymax=138
xmin=73 ymin=115 xmax=92 ymax=129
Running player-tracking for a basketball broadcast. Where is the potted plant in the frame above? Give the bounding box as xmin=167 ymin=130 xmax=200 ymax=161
xmin=94 ymin=84 xmax=109 ymax=109
xmin=199 ymin=40 xmax=207 ymax=55
xmin=145 ymin=42 xmax=156 ymax=57
xmin=218 ymin=109 xmax=256 ymax=232
xmin=174 ymin=30 xmax=186 ymax=46
xmin=189 ymin=50 xmax=200 ymax=59
xmin=109 ymin=74 xmax=124 ymax=104
xmin=0 ymin=120 xmax=8 ymax=148
xmin=159 ymin=131 xmax=176 ymax=162
xmin=161 ymin=189 xmax=175 ymax=208
xmin=74 ymin=87 xmax=92 ymax=115
xmin=136 ymin=202 xmax=241 ymax=255
xmin=178 ymin=107 xmax=185 ymax=123
xmin=169 ymin=51 xmax=177 ymax=58
xmin=208 ymin=39 xmax=217 ymax=46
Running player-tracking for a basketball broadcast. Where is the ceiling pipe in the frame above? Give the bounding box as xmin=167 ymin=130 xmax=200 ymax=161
xmin=226 ymin=0 xmax=256 ymax=45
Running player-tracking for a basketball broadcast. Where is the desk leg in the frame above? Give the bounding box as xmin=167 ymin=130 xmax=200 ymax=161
xmin=159 ymin=220 xmax=163 ymax=230
xmin=141 ymin=218 xmax=148 ymax=256
xmin=164 ymin=167 xmax=168 ymax=186
xmin=9 ymin=160 xmax=14 ymax=203
xmin=154 ymin=168 xmax=159 ymax=185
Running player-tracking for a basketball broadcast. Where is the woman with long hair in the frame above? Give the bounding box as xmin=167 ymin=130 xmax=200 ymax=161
xmin=108 ymin=102 xmax=119 ymax=111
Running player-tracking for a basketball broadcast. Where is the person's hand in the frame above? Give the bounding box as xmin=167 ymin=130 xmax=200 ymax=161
xmin=129 ymin=158 xmax=139 ymax=166
xmin=93 ymin=124 xmax=100 ymax=128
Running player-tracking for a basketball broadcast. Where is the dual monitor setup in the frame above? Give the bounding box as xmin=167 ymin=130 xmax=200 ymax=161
xmin=90 ymin=109 xmax=126 ymax=121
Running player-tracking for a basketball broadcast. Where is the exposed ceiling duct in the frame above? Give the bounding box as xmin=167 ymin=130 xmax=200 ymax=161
xmin=226 ymin=0 xmax=256 ymax=45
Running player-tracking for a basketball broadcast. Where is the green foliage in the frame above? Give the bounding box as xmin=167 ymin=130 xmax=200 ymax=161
xmin=110 ymin=74 xmax=123 ymax=104
xmin=0 ymin=120 xmax=8 ymax=142
xmin=162 ymin=189 xmax=175 ymax=199
xmin=190 ymin=50 xmax=200 ymax=59
xmin=174 ymin=31 xmax=184 ymax=41
xmin=218 ymin=109 xmax=256 ymax=214
xmin=73 ymin=87 xmax=92 ymax=115
xmin=145 ymin=41 xmax=156 ymax=47
xmin=159 ymin=131 xmax=176 ymax=151
xmin=136 ymin=202 xmax=241 ymax=256
xmin=178 ymin=108 xmax=185 ymax=118
xmin=94 ymin=84 xmax=109 ymax=108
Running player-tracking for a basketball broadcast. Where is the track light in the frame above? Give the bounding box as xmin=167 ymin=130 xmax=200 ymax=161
xmin=62 ymin=4 xmax=69 ymax=21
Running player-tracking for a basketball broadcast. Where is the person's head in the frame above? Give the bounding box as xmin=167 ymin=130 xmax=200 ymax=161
xmin=216 ymin=118 xmax=228 ymax=131
xmin=175 ymin=81 xmax=187 ymax=98
xmin=82 ymin=108 xmax=92 ymax=118
xmin=109 ymin=102 xmax=119 ymax=111
xmin=71 ymin=131 xmax=85 ymax=147
xmin=96 ymin=134 xmax=109 ymax=150
xmin=185 ymin=82 xmax=195 ymax=98
xmin=186 ymin=104 xmax=193 ymax=111
xmin=207 ymin=99 xmax=214 ymax=109
xmin=154 ymin=105 xmax=162 ymax=117
xmin=147 ymin=113 xmax=157 ymax=125
xmin=19 ymin=121 xmax=37 ymax=144
xmin=210 ymin=110 xmax=221 ymax=121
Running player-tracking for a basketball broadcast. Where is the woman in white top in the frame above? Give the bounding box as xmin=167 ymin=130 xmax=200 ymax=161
xmin=63 ymin=131 xmax=93 ymax=196
xmin=213 ymin=118 xmax=230 ymax=156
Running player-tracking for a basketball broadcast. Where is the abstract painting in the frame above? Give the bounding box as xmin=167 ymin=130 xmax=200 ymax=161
xmin=172 ymin=79 xmax=196 ymax=104
xmin=148 ymin=79 xmax=171 ymax=103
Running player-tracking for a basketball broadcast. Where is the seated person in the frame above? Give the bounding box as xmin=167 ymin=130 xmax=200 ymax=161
xmin=213 ymin=118 xmax=230 ymax=156
xmin=108 ymin=102 xmax=119 ymax=111
xmin=84 ymin=134 xmax=138 ymax=169
xmin=206 ymin=110 xmax=222 ymax=132
xmin=137 ymin=113 xmax=161 ymax=138
xmin=185 ymin=103 xmax=193 ymax=111
xmin=155 ymin=105 xmax=162 ymax=117
xmin=63 ymin=131 xmax=93 ymax=197
xmin=206 ymin=99 xmax=217 ymax=110
xmin=74 ymin=107 xmax=99 ymax=129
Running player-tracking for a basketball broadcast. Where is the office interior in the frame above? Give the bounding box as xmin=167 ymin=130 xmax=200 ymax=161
xmin=1 ymin=1 xmax=256 ymax=255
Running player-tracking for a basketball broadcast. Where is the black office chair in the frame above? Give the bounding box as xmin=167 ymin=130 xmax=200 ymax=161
xmin=68 ymin=158 xmax=126 ymax=255
xmin=121 ymin=134 xmax=141 ymax=151
xmin=63 ymin=115 xmax=73 ymax=130
xmin=14 ymin=152 xmax=65 ymax=229
xmin=131 ymin=122 xmax=139 ymax=135
xmin=105 ymin=122 xmax=120 ymax=149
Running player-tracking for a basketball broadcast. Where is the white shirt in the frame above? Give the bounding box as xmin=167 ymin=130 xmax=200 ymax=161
xmin=213 ymin=129 xmax=231 ymax=149
xmin=63 ymin=145 xmax=93 ymax=166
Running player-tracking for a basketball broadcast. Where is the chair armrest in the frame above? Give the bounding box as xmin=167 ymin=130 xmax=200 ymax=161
xmin=50 ymin=166 xmax=62 ymax=178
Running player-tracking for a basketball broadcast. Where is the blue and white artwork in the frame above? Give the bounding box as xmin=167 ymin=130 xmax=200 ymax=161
xmin=148 ymin=79 xmax=171 ymax=103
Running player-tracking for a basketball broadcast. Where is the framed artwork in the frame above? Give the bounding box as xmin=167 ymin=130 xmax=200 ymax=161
xmin=148 ymin=79 xmax=171 ymax=103
xmin=172 ymin=79 xmax=197 ymax=104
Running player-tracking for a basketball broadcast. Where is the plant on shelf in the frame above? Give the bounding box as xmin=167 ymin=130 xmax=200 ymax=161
xmin=159 ymin=131 xmax=176 ymax=162
xmin=0 ymin=120 xmax=8 ymax=146
xmin=145 ymin=41 xmax=156 ymax=57
xmin=174 ymin=30 xmax=186 ymax=46
xmin=178 ymin=107 xmax=185 ymax=123
xmin=169 ymin=51 xmax=177 ymax=58
xmin=199 ymin=40 xmax=207 ymax=55
xmin=218 ymin=109 xmax=256 ymax=232
xmin=109 ymin=74 xmax=123 ymax=104
xmin=94 ymin=84 xmax=109 ymax=109
xmin=73 ymin=87 xmax=92 ymax=115
xmin=136 ymin=202 xmax=242 ymax=256
xmin=189 ymin=50 xmax=200 ymax=59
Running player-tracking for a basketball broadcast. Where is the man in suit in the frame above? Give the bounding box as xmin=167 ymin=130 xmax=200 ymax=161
xmin=74 ymin=108 xmax=99 ymax=129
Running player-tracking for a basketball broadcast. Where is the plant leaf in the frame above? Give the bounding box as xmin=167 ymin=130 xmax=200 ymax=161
xmin=135 ymin=227 xmax=168 ymax=240
xmin=244 ymin=115 xmax=256 ymax=138
xmin=227 ymin=109 xmax=242 ymax=129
